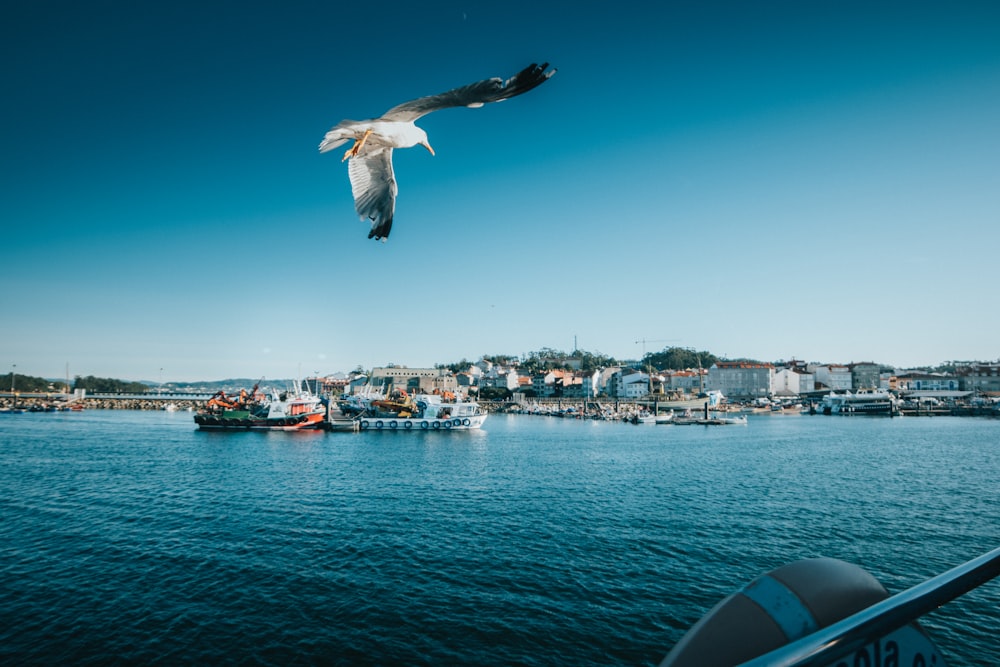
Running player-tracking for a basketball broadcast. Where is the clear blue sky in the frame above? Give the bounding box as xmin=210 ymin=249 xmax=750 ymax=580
xmin=4 ymin=1 xmax=999 ymax=382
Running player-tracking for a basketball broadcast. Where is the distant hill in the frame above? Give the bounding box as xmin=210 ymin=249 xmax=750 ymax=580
xmin=168 ymin=378 xmax=298 ymax=393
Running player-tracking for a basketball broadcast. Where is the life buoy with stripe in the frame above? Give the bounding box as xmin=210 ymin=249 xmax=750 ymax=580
xmin=659 ymin=557 xmax=942 ymax=666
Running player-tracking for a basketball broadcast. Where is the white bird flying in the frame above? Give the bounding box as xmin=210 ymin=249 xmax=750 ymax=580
xmin=319 ymin=62 xmax=556 ymax=241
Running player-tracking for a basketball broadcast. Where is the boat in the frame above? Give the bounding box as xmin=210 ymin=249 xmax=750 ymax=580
xmin=346 ymin=388 xmax=487 ymax=431
xmin=630 ymin=411 xmax=657 ymax=424
xmin=655 ymin=412 xmax=675 ymax=424
xmin=194 ymin=382 xmax=326 ymax=431
xmin=717 ymin=414 xmax=747 ymax=425
xmin=816 ymin=390 xmax=898 ymax=416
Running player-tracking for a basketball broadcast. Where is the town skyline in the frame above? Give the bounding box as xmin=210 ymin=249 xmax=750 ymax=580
xmin=6 ymin=345 xmax=997 ymax=390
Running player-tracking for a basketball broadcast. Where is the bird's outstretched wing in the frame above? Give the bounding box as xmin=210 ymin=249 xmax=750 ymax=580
xmin=381 ymin=62 xmax=556 ymax=122
xmin=348 ymin=147 xmax=397 ymax=240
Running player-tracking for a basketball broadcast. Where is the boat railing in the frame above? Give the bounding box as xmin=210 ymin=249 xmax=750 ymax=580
xmin=736 ymin=545 xmax=1000 ymax=667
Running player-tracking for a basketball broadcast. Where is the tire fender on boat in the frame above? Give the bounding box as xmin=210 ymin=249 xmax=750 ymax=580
xmin=403 ymin=421 xmax=413 ymax=429
xmin=389 ymin=420 xmax=397 ymax=429
xmin=360 ymin=420 xmax=370 ymax=429
xmin=462 ymin=418 xmax=471 ymax=426
xmin=443 ymin=420 xmax=452 ymax=429
xmin=421 ymin=421 xmax=429 ymax=429
xmin=659 ymin=557 xmax=943 ymax=666
xmin=432 ymin=421 xmax=440 ymax=429
xmin=375 ymin=420 xmax=384 ymax=429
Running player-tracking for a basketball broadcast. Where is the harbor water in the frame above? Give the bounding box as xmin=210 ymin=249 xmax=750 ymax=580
xmin=1 ymin=410 xmax=997 ymax=665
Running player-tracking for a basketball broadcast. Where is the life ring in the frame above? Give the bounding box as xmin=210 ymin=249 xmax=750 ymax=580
xmin=462 ymin=418 xmax=471 ymax=426
xmin=361 ymin=420 xmax=370 ymax=429
xmin=443 ymin=420 xmax=452 ymax=429
xmin=404 ymin=421 xmax=413 ymax=429
xmin=421 ymin=421 xmax=429 ymax=429
xmin=432 ymin=421 xmax=441 ymax=429
xmin=375 ymin=420 xmax=384 ymax=429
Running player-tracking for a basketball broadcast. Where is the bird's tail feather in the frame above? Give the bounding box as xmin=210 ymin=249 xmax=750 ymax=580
xmin=319 ymin=129 xmax=351 ymax=153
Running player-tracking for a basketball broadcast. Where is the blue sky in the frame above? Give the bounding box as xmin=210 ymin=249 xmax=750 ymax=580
xmin=3 ymin=1 xmax=999 ymax=381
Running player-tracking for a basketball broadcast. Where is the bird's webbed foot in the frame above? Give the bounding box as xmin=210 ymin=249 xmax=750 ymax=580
xmin=342 ymin=129 xmax=373 ymax=162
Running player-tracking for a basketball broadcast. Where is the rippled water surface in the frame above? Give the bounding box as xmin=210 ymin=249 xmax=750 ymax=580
xmin=1 ymin=410 xmax=998 ymax=665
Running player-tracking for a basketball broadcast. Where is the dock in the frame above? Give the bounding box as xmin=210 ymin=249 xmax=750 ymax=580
xmin=325 ymin=404 xmax=360 ymax=432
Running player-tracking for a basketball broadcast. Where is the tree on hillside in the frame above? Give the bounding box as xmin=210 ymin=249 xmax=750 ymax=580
xmin=73 ymin=375 xmax=151 ymax=393
xmin=518 ymin=348 xmax=618 ymax=374
xmin=645 ymin=347 xmax=719 ymax=371
xmin=6 ymin=373 xmax=67 ymax=393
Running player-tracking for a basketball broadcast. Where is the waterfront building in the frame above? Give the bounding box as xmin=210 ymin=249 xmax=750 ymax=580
xmin=706 ymin=362 xmax=774 ymax=400
xmin=773 ymin=368 xmax=815 ymax=396
xmin=667 ymin=369 xmax=705 ymax=395
xmin=559 ymin=375 xmax=585 ymax=398
xmin=620 ymin=373 xmax=651 ymax=399
xmin=482 ymin=366 xmax=519 ymax=392
xmin=595 ymin=367 xmax=621 ymax=397
xmin=369 ymin=366 xmax=459 ymax=395
xmin=849 ymin=362 xmax=881 ymax=390
xmin=810 ymin=364 xmax=853 ymax=391
xmin=532 ymin=370 xmax=572 ymax=397
xmin=895 ymin=371 xmax=959 ymax=392
xmin=957 ymin=364 xmax=1000 ymax=395
xmin=579 ymin=370 xmax=601 ymax=399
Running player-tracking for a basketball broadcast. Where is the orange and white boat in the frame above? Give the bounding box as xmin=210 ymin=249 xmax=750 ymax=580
xmin=194 ymin=383 xmax=325 ymax=431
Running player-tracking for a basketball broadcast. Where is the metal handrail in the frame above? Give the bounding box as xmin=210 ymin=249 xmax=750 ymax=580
xmin=739 ymin=545 xmax=1000 ymax=667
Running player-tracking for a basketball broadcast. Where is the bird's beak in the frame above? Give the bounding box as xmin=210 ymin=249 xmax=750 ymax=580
xmin=420 ymin=140 xmax=435 ymax=156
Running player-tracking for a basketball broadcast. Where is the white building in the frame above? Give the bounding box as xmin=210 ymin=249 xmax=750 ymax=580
xmin=773 ymin=368 xmax=815 ymax=396
xmin=811 ymin=364 xmax=852 ymax=391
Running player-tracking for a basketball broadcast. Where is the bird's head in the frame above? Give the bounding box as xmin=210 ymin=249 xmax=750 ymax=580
xmin=415 ymin=128 xmax=434 ymax=155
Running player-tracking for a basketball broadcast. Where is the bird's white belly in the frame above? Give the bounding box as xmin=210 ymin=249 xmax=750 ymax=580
xmin=372 ymin=121 xmax=425 ymax=149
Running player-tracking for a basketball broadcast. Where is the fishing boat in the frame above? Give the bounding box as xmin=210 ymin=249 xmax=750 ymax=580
xmin=630 ymin=411 xmax=658 ymax=424
xmin=194 ymin=382 xmax=326 ymax=431
xmin=346 ymin=388 xmax=487 ymax=431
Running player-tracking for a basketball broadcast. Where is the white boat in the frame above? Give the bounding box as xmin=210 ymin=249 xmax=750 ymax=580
xmin=347 ymin=389 xmax=487 ymax=431
xmin=817 ymin=390 xmax=898 ymax=415
xmin=655 ymin=412 xmax=675 ymax=424
xmin=631 ymin=412 xmax=658 ymax=424
xmin=718 ymin=414 xmax=747 ymax=425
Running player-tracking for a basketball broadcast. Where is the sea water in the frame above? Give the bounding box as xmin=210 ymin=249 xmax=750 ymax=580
xmin=1 ymin=410 xmax=997 ymax=666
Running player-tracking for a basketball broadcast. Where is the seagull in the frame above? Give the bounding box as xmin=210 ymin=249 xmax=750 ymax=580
xmin=319 ymin=62 xmax=556 ymax=241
